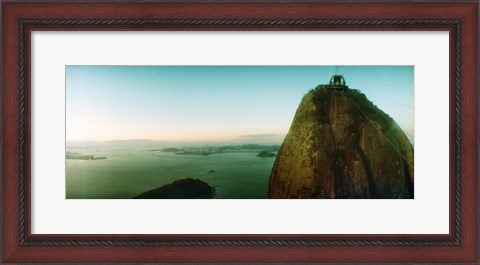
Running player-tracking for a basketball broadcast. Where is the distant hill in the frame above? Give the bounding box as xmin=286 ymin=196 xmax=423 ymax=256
xmin=155 ymin=144 xmax=281 ymax=156
xmin=268 ymin=85 xmax=414 ymax=199
xmin=66 ymin=139 xmax=167 ymax=148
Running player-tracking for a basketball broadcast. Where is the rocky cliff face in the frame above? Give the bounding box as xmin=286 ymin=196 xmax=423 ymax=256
xmin=268 ymin=86 xmax=414 ymax=199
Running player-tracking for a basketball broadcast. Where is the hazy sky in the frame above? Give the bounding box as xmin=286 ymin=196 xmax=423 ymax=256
xmin=66 ymin=66 xmax=414 ymax=143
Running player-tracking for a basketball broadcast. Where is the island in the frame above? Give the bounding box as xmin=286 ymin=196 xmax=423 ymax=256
xmin=134 ymin=178 xmax=215 ymax=199
xmin=256 ymin=150 xmax=276 ymax=158
xmin=147 ymin=144 xmax=280 ymax=156
xmin=66 ymin=153 xmax=107 ymax=160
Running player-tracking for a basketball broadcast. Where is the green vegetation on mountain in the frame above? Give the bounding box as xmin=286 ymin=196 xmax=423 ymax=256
xmin=269 ymin=86 xmax=414 ymax=199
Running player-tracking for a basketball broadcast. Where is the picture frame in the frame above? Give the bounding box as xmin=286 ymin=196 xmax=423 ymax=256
xmin=1 ymin=1 xmax=478 ymax=263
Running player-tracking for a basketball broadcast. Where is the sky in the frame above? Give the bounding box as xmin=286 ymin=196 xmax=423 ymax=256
xmin=66 ymin=66 xmax=414 ymax=144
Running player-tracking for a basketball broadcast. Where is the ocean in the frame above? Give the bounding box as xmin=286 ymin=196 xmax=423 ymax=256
xmin=66 ymin=146 xmax=275 ymax=199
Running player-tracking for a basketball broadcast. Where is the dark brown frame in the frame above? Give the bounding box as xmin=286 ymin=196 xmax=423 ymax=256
xmin=1 ymin=1 xmax=478 ymax=264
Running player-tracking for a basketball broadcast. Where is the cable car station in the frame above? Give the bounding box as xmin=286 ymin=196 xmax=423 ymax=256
xmin=327 ymin=75 xmax=349 ymax=90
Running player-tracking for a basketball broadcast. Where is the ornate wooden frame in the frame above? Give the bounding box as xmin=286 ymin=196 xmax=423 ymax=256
xmin=2 ymin=1 xmax=478 ymax=263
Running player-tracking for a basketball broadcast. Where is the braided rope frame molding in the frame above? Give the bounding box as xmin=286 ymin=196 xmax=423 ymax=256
xmin=18 ymin=18 xmax=461 ymax=246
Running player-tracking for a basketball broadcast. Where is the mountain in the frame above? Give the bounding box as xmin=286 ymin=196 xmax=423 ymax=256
xmin=268 ymin=84 xmax=414 ymax=199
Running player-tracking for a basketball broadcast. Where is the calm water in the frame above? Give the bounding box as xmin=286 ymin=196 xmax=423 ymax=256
xmin=66 ymin=146 xmax=275 ymax=199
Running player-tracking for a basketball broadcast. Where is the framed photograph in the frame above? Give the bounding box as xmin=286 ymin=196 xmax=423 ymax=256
xmin=1 ymin=1 xmax=478 ymax=263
